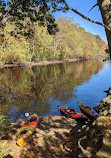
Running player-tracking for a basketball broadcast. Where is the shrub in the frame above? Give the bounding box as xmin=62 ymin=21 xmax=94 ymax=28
xmin=0 ymin=115 xmax=11 ymax=138
xmin=5 ymin=54 xmax=20 ymax=64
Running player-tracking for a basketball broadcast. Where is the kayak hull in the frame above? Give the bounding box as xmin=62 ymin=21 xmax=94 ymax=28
xmin=16 ymin=113 xmax=39 ymax=147
xmin=78 ymin=101 xmax=98 ymax=117
xmin=60 ymin=106 xmax=88 ymax=120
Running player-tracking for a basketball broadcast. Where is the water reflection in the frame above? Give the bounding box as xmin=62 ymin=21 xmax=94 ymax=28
xmin=0 ymin=59 xmax=104 ymax=121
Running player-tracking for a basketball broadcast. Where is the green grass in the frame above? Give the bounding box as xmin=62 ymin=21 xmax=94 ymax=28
xmin=0 ymin=141 xmax=12 ymax=158
xmin=0 ymin=115 xmax=11 ymax=138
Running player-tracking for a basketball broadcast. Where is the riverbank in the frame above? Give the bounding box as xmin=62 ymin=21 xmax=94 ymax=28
xmin=94 ymin=90 xmax=111 ymax=158
xmin=0 ymin=58 xmax=78 ymax=69
xmin=0 ymin=116 xmax=98 ymax=158
xmin=0 ymin=91 xmax=111 ymax=158
xmin=0 ymin=56 xmax=107 ymax=69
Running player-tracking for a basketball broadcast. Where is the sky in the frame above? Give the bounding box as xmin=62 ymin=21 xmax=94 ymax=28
xmin=53 ymin=0 xmax=107 ymax=43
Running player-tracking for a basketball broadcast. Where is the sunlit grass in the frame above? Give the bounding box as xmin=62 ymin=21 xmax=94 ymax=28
xmin=0 ymin=141 xmax=12 ymax=158
xmin=0 ymin=115 xmax=11 ymax=138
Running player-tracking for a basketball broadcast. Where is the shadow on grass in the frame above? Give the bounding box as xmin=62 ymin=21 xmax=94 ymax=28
xmin=3 ymin=154 xmax=13 ymax=158
xmin=1 ymin=122 xmax=22 ymax=140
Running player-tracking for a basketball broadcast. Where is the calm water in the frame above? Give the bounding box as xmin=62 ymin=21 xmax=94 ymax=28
xmin=0 ymin=59 xmax=111 ymax=121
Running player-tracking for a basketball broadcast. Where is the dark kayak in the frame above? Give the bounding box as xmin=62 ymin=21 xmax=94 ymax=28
xmin=16 ymin=113 xmax=39 ymax=147
xmin=78 ymin=101 xmax=98 ymax=117
xmin=60 ymin=106 xmax=88 ymax=120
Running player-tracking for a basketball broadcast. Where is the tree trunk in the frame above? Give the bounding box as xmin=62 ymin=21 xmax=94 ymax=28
xmin=30 ymin=40 xmax=35 ymax=63
xmin=0 ymin=44 xmax=5 ymax=62
xmin=97 ymin=0 xmax=111 ymax=58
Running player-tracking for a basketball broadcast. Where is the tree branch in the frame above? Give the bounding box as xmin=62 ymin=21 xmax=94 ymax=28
xmin=62 ymin=0 xmax=111 ymax=31
xmin=88 ymin=4 xmax=98 ymax=13
xmin=2 ymin=0 xmax=27 ymax=20
xmin=78 ymin=136 xmax=92 ymax=158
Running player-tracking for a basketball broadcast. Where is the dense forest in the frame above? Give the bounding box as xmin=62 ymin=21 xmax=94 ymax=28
xmin=0 ymin=16 xmax=106 ymax=64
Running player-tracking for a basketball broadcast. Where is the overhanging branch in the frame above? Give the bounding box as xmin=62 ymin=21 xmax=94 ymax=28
xmin=62 ymin=0 xmax=111 ymax=31
xmin=1 ymin=0 xmax=32 ymax=22
xmin=88 ymin=4 xmax=98 ymax=13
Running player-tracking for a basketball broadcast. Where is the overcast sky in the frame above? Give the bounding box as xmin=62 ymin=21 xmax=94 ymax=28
xmin=53 ymin=0 xmax=107 ymax=43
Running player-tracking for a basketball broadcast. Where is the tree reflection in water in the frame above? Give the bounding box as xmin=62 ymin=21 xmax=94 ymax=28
xmin=0 ymin=59 xmax=103 ymax=120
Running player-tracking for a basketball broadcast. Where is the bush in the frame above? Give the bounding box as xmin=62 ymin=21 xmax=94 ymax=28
xmin=0 ymin=115 xmax=11 ymax=138
xmin=5 ymin=54 xmax=20 ymax=64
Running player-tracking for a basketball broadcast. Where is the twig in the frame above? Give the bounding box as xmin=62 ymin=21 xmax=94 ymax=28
xmin=88 ymin=4 xmax=98 ymax=13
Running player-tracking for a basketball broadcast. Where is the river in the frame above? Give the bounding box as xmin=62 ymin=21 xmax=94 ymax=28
xmin=0 ymin=58 xmax=111 ymax=121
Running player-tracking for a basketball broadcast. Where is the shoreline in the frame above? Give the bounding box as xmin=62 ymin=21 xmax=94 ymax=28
xmin=0 ymin=56 xmax=106 ymax=69
xmin=0 ymin=58 xmax=80 ymax=69
xmin=0 ymin=94 xmax=111 ymax=157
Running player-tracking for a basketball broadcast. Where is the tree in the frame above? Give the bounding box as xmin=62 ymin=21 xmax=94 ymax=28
xmin=0 ymin=0 xmax=59 ymax=36
xmin=61 ymin=0 xmax=111 ymax=58
xmin=97 ymin=0 xmax=111 ymax=58
xmin=0 ymin=0 xmax=110 ymax=57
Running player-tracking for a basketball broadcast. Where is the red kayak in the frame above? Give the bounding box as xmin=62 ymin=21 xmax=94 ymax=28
xmin=22 ymin=113 xmax=39 ymax=128
xmin=60 ymin=106 xmax=88 ymax=120
xmin=78 ymin=101 xmax=98 ymax=117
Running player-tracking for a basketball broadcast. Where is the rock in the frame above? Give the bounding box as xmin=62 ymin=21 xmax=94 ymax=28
xmin=85 ymin=127 xmax=90 ymax=131
xmin=108 ymin=108 xmax=111 ymax=114
xmin=102 ymin=110 xmax=108 ymax=116
xmin=82 ymin=125 xmax=87 ymax=129
xmin=104 ymin=87 xmax=111 ymax=96
xmin=92 ymin=121 xmax=96 ymax=126
xmin=97 ymin=137 xmax=111 ymax=158
xmin=96 ymin=116 xmax=106 ymax=126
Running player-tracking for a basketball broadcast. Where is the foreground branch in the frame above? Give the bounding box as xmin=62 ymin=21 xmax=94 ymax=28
xmin=78 ymin=136 xmax=92 ymax=158
xmin=62 ymin=0 xmax=111 ymax=31
xmin=2 ymin=0 xmax=27 ymax=20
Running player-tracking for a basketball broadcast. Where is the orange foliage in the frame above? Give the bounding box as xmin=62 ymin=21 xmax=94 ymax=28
xmin=63 ymin=36 xmax=68 ymax=40
xmin=13 ymin=70 xmax=20 ymax=79
xmin=89 ymin=50 xmax=92 ymax=54
xmin=100 ymin=40 xmax=105 ymax=46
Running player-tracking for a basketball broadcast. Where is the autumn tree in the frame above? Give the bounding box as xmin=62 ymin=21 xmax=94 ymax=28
xmin=0 ymin=0 xmax=109 ymax=58
xmin=61 ymin=0 xmax=111 ymax=58
xmin=0 ymin=0 xmax=59 ymax=36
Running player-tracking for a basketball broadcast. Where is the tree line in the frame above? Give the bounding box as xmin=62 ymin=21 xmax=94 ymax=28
xmin=0 ymin=0 xmax=110 ymax=58
xmin=0 ymin=16 xmax=106 ymax=63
